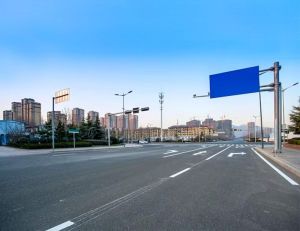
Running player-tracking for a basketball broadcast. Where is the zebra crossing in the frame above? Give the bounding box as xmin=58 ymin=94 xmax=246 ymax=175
xmin=218 ymin=144 xmax=257 ymax=148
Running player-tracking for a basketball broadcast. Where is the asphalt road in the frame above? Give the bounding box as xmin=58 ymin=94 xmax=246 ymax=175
xmin=0 ymin=142 xmax=300 ymax=231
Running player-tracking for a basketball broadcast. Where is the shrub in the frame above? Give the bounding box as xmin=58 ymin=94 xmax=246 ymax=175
xmin=288 ymin=138 xmax=300 ymax=145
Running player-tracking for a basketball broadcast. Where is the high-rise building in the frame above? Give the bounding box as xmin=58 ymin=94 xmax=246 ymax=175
xmin=3 ymin=110 xmax=13 ymax=120
xmin=11 ymin=102 xmax=22 ymax=121
xmin=87 ymin=111 xmax=99 ymax=124
xmin=247 ymin=122 xmax=255 ymax=138
xmin=72 ymin=108 xmax=85 ymax=126
xmin=217 ymin=119 xmax=233 ymax=137
xmin=202 ymin=118 xmax=217 ymax=130
xmin=100 ymin=117 xmax=105 ymax=127
xmin=129 ymin=114 xmax=138 ymax=130
xmin=104 ymin=113 xmax=117 ymax=128
xmin=21 ymin=98 xmax=41 ymax=127
xmin=47 ymin=111 xmax=67 ymax=127
xmin=186 ymin=120 xmax=201 ymax=127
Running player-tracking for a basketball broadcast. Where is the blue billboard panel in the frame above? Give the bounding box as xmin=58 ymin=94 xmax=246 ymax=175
xmin=209 ymin=66 xmax=260 ymax=98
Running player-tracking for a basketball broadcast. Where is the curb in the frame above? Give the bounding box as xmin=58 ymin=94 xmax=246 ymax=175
xmin=254 ymin=147 xmax=300 ymax=179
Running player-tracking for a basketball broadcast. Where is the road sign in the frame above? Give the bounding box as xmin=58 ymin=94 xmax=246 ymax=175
xmin=210 ymin=66 xmax=260 ymax=98
xmin=55 ymin=88 xmax=70 ymax=104
xmin=68 ymin=129 xmax=79 ymax=134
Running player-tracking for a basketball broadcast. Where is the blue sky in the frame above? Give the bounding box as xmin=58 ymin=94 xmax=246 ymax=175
xmin=0 ymin=0 xmax=299 ymax=128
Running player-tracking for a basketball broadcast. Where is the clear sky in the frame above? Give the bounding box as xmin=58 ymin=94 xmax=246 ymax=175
xmin=0 ymin=0 xmax=299 ymax=128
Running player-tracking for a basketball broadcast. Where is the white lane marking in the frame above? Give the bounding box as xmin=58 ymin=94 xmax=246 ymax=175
xmin=52 ymin=154 xmax=73 ymax=157
xmin=252 ymin=148 xmax=299 ymax=186
xmin=170 ymin=168 xmax=191 ymax=178
xmin=163 ymin=147 xmax=208 ymax=158
xmin=206 ymin=145 xmax=233 ymax=161
xmin=228 ymin=152 xmax=246 ymax=157
xmin=163 ymin=150 xmax=178 ymax=154
xmin=193 ymin=151 xmax=207 ymax=156
xmin=46 ymin=221 xmax=74 ymax=231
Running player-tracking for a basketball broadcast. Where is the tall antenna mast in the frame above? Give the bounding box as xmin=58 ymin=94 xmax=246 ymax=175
xmin=159 ymin=92 xmax=164 ymax=142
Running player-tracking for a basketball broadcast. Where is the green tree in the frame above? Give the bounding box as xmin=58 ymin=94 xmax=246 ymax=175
xmin=55 ymin=121 xmax=66 ymax=142
xmin=289 ymin=99 xmax=300 ymax=134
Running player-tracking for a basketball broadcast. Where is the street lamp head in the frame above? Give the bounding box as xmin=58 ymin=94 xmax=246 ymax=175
xmin=115 ymin=94 xmax=119 ymax=96
xmin=128 ymin=90 xmax=133 ymax=94
xmin=193 ymin=94 xmax=196 ymax=98
xmin=293 ymin=82 xmax=299 ymax=86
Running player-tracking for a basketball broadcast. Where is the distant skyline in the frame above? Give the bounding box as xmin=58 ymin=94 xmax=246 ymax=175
xmin=1 ymin=0 xmax=299 ymax=128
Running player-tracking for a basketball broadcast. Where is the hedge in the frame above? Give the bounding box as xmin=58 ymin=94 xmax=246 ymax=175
xmin=288 ymin=138 xmax=300 ymax=145
xmin=14 ymin=141 xmax=92 ymax=149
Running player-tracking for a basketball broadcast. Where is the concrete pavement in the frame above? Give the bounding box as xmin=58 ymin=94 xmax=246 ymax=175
xmin=0 ymin=143 xmax=299 ymax=230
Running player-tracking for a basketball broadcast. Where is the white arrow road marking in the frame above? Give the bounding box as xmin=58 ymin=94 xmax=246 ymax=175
xmin=193 ymin=151 xmax=207 ymax=156
xmin=228 ymin=152 xmax=246 ymax=157
xmin=163 ymin=150 xmax=178 ymax=155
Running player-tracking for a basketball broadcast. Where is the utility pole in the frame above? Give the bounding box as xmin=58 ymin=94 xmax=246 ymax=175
xmin=159 ymin=92 xmax=164 ymax=142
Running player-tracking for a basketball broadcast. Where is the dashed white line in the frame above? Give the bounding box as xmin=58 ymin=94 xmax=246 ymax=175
xmin=170 ymin=168 xmax=191 ymax=178
xmin=46 ymin=221 xmax=74 ymax=231
xmin=205 ymin=145 xmax=233 ymax=161
xmin=252 ymin=148 xmax=299 ymax=186
xmin=193 ymin=151 xmax=207 ymax=156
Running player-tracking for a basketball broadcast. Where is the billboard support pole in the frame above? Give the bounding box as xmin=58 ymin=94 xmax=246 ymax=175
xmin=52 ymin=97 xmax=55 ymax=152
xmin=274 ymin=62 xmax=282 ymax=153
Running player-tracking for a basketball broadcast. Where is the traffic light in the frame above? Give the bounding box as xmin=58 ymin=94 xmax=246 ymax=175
xmin=141 ymin=107 xmax=150 ymax=112
xmin=132 ymin=107 xmax=139 ymax=114
xmin=125 ymin=110 xmax=132 ymax=114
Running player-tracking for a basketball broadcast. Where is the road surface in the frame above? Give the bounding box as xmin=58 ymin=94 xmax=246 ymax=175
xmin=0 ymin=143 xmax=299 ymax=230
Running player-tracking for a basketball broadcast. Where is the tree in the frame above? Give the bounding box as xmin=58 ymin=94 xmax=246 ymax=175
xmin=289 ymin=99 xmax=300 ymax=134
xmin=55 ymin=121 xmax=66 ymax=142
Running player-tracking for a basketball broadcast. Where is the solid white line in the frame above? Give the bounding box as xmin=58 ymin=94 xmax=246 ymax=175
xmin=205 ymin=145 xmax=233 ymax=161
xmin=52 ymin=154 xmax=73 ymax=157
xmin=170 ymin=168 xmax=191 ymax=178
xmin=46 ymin=221 xmax=74 ymax=231
xmin=252 ymin=148 xmax=299 ymax=186
xmin=163 ymin=147 xmax=207 ymax=158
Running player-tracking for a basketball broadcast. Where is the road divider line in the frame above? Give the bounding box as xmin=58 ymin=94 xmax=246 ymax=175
xmin=205 ymin=145 xmax=233 ymax=161
xmin=252 ymin=148 xmax=299 ymax=186
xmin=46 ymin=221 xmax=74 ymax=231
xmin=170 ymin=168 xmax=191 ymax=178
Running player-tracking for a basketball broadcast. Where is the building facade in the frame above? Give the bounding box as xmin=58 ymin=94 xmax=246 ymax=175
xmin=87 ymin=111 xmax=99 ymax=124
xmin=130 ymin=125 xmax=213 ymax=142
xmin=0 ymin=120 xmax=25 ymax=145
xmin=3 ymin=110 xmax=13 ymax=120
xmin=21 ymin=98 xmax=41 ymax=127
xmin=186 ymin=120 xmax=201 ymax=127
xmin=72 ymin=108 xmax=85 ymax=127
xmin=11 ymin=102 xmax=22 ymax=121
xmin=47 ymin=111 xmax=67 ymax=127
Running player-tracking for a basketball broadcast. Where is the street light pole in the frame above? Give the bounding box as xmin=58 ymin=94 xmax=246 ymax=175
xmin=253 ymin=115 xmax=259 ymax=143
xmin=115 ymin=90 xmax=133 ymax=146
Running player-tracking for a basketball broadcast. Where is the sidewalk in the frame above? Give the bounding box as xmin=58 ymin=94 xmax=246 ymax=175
xmin=0 ymin=144 xmax=142 ymax=157
xmin=255 ymin=146 xmax=300 ymax=178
